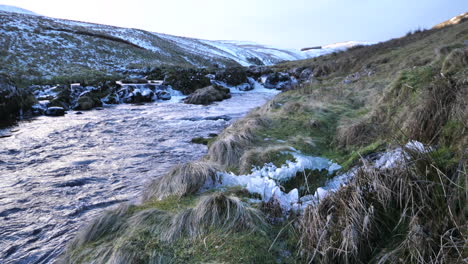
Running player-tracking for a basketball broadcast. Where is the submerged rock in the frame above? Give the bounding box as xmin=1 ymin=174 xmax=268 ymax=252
xmin=237 ymin=83 xmax=254 ymax=91
xmin=45 ymin=106 xmax=66 ymax=116
xmin=156 ymin=90 xmax=171 ymax=100
xmin=184 ymin=85 xmax=231 ymax=105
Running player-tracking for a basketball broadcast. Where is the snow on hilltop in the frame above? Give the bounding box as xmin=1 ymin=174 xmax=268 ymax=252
xmin=302 ymin=41 xmax=374 ymax=57
xmin=0 ymin=5 xmax=38 ymax=16
xmin=0 ymin=6 xmax=369 ymax=79
xmin=0 ymin=9 xmax=319 ymax=78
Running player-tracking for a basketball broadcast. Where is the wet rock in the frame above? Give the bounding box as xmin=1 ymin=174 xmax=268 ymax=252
xmin=31 ymin=103 xmax=47 ymax=116
xmin=156 ymin=90 xmax=171 ymax=100
xmin=246 ymin=66 xmax=272 ymax=79
xmin=215 ymin=67 xmax=248 ymax=86
xmin=299 ymin=68 xmax=314 ymax=81
xmin=48 ymin=85 xmax=72 ymax=109
xmin=101 ymin=94 xmax=119 ymax=104
xmin=118 ymin=85 xmax=155 ymax=104
xmin=184 ymin=85 xmax=231 ymax=105
xmin=74 ymin=93 xmax=103 ymax=111
xmin=237 ymin=83 xmax=253 ymax=91
xmin=204 ymin=115 xmax=232 ymax=121
xmin=262 ymin=72 xmax=295 ymax=90
xmin=163 ymin=68 xmax=211 ymax=95
xmin=45 ymin=107 xmax=66 ymax=116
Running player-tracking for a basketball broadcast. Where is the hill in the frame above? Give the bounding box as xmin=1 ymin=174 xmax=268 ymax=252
xmin=0 ymin=4 xmax=38 ymax=16
xmin=0 ymin=9 xmax=311 ymax=81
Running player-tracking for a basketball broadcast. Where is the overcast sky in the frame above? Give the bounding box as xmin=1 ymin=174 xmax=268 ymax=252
xmin=0 ymin=0 xmax=466 ymax=49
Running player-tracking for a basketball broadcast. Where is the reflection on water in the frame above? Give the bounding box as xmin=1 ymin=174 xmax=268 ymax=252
xmin=0 ymin=92 xmax=274 ymax=264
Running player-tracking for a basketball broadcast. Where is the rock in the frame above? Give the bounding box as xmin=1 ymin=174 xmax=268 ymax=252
xmin=163 ymin=68 xmax=211 ymax=95
xmin=215 ymin=67 xmax=249 ymax=86
xmin=237 ymin=83 xmax=253 ymax=91
xmin=74 ymin=93 xmax=103 ymax=111
xmin=299 ymin=68 xmax=314 ymax=81
xmin=183 ymin=85 xmax=231 ymax=105
xmin=45 ymin=107 xmax=66 ymax=116
xmin=204 ymin=115 xmax=232 ymax=121
xmin=48 ymin=85 xmax=72 ymax=109
xmin=246 ymin=66 xmax=272 ymax=79
xmin=262 ymin=72 xmax=295 ymax=90
xmin=156 ymin=90 xmax=171 ymax=100
xmin=101 ymin=94 xmax=120 ymax=104
xmin=118 ymin=85 xmax=155 ymax=104
xmin=31 ymin=103 xmax=47 ymax=116
xmin=75 ymin=111 xmax=83 ymax=115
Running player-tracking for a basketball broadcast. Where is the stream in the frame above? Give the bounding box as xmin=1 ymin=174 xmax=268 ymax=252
xmin=0 ymin=90 xmax=276 ymax=264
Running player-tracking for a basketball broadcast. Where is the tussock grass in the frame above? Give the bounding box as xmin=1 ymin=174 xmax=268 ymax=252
xmin=208 ymin=113 xmax=270 ymax=168
xmin=164 ymin=193 xmax=266 ymax=241
xmin=60 ymin=193 xmax=271 ymax=264
xmin=143 ymin=161 xmax=220 ymax=201
xmin=299 ymin=151 xmax=467 ymax=263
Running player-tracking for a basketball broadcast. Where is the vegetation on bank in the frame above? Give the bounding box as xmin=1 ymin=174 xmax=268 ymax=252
xmin=59 ymin=16 xmax=467 ymax=263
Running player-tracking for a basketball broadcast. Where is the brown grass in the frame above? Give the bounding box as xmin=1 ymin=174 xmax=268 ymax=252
xmin=299 ymin=151 xmax=467 ymax=263
xmin=142 ymin=161 xmax=220 ymax=201
xmin=207 ymin=112 xmax=270 ymax=168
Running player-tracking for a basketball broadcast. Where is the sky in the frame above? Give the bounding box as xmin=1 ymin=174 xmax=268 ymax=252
xmin=0 ymin=0 xmax=466 ymax=49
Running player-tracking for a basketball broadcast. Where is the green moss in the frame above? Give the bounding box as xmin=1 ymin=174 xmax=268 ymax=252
xmin=191 ymin=135 xmax=218 ymax=146
xmin=129 ymin=195 xmax=199 ymax=214
xmin=282 ymin=169 xmax=331 ymax=196
xmin=339 ymin=141 xmax=386 ymax=170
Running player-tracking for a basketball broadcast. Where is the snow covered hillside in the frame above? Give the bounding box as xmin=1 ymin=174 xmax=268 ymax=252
xmin=302 ymin=41 xmax=374 ymax=57
xmin=0 ymin=5 xmax=38 ymax=16
xmin=0 ymin=7 xmax=314 ymax=79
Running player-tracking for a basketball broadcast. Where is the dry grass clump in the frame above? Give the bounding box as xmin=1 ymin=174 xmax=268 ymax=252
xmin=164 ymin=193 xmax=266 ymax=241
xmin=336 ymin=117 xmax=378 ymax=147
xmin=208 ymin=113 xmax=270 ymax=168
xmin=441 ymin=48 xmax=468 ymax=77
xmin=143 ymin=161 xmax=220 ymax=201
xmin=60 ymin=193 xmax=267 ymax=264
xmin=402 ymin=76 xmax=459 ymax=144
xmin=299 ymin=151 xmax=466 ymax=263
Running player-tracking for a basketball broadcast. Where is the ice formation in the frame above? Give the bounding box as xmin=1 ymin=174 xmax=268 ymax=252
xmin=204 ymin=141 xmax=431 ymax=214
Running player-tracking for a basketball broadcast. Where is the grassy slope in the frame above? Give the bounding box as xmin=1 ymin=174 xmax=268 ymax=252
xmin=62 ymin=19 xmax=467 ymax=263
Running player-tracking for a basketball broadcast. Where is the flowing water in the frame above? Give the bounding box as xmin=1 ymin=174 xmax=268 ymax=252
xmin=0 ymin=91 xmax=276 ymax=264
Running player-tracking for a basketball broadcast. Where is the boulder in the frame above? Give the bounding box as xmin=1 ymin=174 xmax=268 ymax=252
xmin=237 ymin=83 xmax=253 ymax=91
xmin=183 ymin=85 xmax=231 ymax=105
xmin=163 ymin=68 xmax=211 ymax=95
xmin=246 ymin=66 xmax=273 ymax=79
xmin=118 ymin=85 xmax=155 ymax=104
xmin=263 ymin=72 xmax=295 ymax=90
xmin=74 ymin=93 xmax=103 ymax=110
xmin=48 ymin=85 xmax=72 ymax=109
xmin=156 ymin=90 xmax=172 ymax=100
xmin=45 ymin=106 xmax=66 ymax=116
xmin=299 ymin=68 xmax=314 ymax=81
xmin=215 ymin=67 xmax=249 ymax=86
xmin=101 ymin=94 xmax=120 ymax=104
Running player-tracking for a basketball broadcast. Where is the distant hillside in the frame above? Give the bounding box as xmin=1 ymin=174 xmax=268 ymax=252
xmin=433 ymin=12 xmax=468 ymax=29
xmin=0 ymin=9 xmax=311 ymax=80
xmin=0 ymin=5 xmax=38 ymax=16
